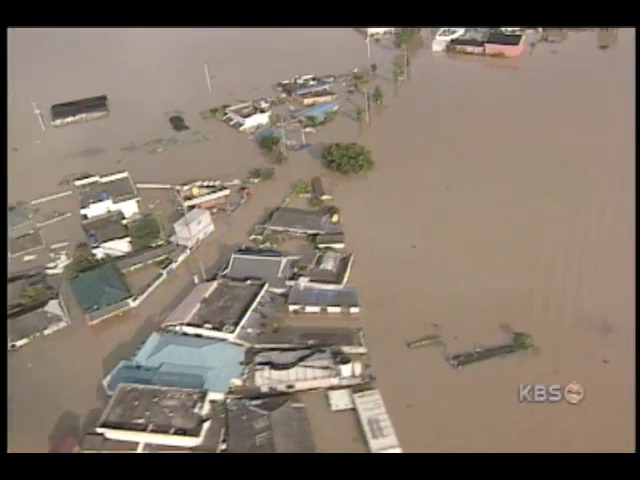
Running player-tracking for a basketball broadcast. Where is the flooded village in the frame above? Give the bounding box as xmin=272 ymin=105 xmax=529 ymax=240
xmin=8 ymin=28 xmax=634 ymax=453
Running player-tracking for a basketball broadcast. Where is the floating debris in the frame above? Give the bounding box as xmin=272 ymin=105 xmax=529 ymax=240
xmin=406 ymin=334 xmax=444 ymax=350
xmin=446 ymin=332 xmax=534 ymax=370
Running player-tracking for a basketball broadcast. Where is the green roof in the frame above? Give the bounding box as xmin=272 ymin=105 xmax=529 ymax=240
xmin=70 ymin=264 xmax=132 ymax=313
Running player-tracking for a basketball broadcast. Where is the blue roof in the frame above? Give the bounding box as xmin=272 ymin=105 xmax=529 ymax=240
xmin=104 ymin=332 xmax=246 ymax=395
xmin=294 ymin=101 xmax=339 ymax=120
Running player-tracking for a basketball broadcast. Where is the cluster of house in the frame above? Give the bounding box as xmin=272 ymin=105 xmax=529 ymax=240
xmin=73 ymin=179 xmax=402 ymax=453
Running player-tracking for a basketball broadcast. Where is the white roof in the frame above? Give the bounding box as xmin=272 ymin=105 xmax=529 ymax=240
xmin=352 ymin=389 xmax=401 ymax=453
xmin=174 ymin=208 xmax=210 ymax=228
xmin=327 ymin=389 xmax=354 ymax=411
xmin=254 ymin=362 xmax=336 ymax=387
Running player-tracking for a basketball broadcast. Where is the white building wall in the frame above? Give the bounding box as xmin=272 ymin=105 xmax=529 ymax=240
xmin=93 ymin=238 xmax=132 ymax=260
xmin=80 ymin=198 xmax=140 ymax=220
xmin=241 ymin=112 xmax=271 ymax=131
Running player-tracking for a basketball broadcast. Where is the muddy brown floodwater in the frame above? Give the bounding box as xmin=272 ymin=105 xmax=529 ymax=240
xmin=8 ymin=28 xmax=635 ymax=453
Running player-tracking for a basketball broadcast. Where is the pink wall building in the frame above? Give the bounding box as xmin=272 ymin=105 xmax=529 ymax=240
xmin=484 ymin=32 xmax=525 ymax=58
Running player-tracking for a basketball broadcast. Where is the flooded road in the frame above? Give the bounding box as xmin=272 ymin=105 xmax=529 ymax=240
xmin=8 ymin=28 xmax=635 ymax=452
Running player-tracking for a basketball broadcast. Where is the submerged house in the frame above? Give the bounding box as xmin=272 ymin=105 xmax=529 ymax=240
xmin=81 ymin=211 xmax=132 ymax=260
xmin=8 ymin=299 xmax=70 ymax=351
xmin=103 ymin=332 xmax=246 ymax=400
xmin=226 ymin=396 xmax=316 ymax=453
xmin=292 ymin=250 xmax=354 ymax=288
xmin=171 ymin=208 xmax=215 ymax=249
xmin=287 ymin=285 xmax=360 ymax=314
xmin=50 ymin=95 xmax=109 ymax=127
xmin=293 ymin=101 xmax=339 ymax=123
xmin=8 ymin=207 xmax=45 ymax=258
xmin=69 ymin=263 xmax=133 ymax=325
xmin=92 ymin=383 xmax=225 ymax=450
xmin=484 ymin=32 xmax=525 ymax=57
xmin=223 ymin=101 xmax=271 ymax=132
xmin=249 ymin=348 xmax=366 ymax=393
xmin=74 ymin=171 xmax=140 ymax=220
xmin=260 ymin=207 xmax=342 ymax=236
xmin=222 ymin=248 xmax=301 ymax=293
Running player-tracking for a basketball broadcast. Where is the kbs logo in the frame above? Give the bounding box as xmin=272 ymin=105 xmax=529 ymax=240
xmin=518 ymin=381 xmax=585 ymax=404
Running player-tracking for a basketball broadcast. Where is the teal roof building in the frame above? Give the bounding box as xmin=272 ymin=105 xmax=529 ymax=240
xmin=103 ymin=332 xmax=247 ymax=399
xmin=69 ymin=264 xmax=132 ymax=314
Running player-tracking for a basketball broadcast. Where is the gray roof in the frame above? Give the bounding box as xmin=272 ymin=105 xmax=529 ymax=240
xmin=78 ymin=174 xmax=138 ymax=208
xmin=225 ymin=250 xmax=299 ymax=289
xmin=81 ymin=211 xmax=128 ymax=244
xmin=8 ymin=207 xmax=35 ymax=231
xmin=288 ymin=285 xmax=360 ymax=307
xmin=97 ymin=384 xmax=208 ymax=437
xmin=254 ymin=326 xmax=363 ymax=348
xmin=162 ymin=279 xmax=266 ymax=333
xmin=262 ymin=207 xmax=342 ymax=235
xmin=9 ymin=230 xmax=45 ymax=256
xmin=300 ymin=251 xmax=353 ymax=285
xmin=314 ymin=233 xmax=346 ymax=245
xmin=226 ymin=397 xmax=316 ymax=453
xmin=8 ymin=300 xmax=70 ymax=346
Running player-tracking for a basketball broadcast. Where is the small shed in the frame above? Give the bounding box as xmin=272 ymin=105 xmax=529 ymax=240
xmin=327 ymin=389 xmax=355 ymax=411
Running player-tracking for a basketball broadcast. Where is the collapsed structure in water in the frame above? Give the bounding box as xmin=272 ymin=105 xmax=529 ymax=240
xmin=446 ymin=332 xmax=534 ymax=370
xmin=50 ymin=95 xmax=110 ymax=127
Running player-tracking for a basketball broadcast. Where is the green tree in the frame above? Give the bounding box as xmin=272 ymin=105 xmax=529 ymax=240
xmin=260 ymin=167 xmax=275 ymax=180
xmin=248 ymin=168 xmax=262 ymax=180
xmin=393 ymin=28 xmax=421 ymax=48
xmin=258 ymin=133 xmax=282 ymax=154
xmin=355 ymin=106 xmax=365 ymax=123
xmin=321 ymin=142 xmax=375 ymax=175
xmin=293 ymin=180 xmax=311 ymax=195
xmin=370 ymin=63 xmax=378 ymax=75
xmin=269 ymin=113 xmax=283 ymax=126
xmin=67 ymin=242 xmax=99 ymax=277
xmin=258 ymin=132 xmax=288 ymax=164
xmin=372 ymin=85 xmax=384 ymax=105
xmin=128 ymin=215 xmax=162 ymax=251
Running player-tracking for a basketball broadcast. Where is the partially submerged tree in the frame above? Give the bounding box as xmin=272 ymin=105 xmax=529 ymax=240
xmin=321 ymin=142 xmax=375 ymax=175
xmin=372 ymin=85 xmax=384 ymax=105
xmin=260 ymin=167 xmax=275 ymax=180
xmin=258 ymin=132 xmax=288 ymax=164
xmin=355 ymin=106 xmax=365 ymax=123
xmin=67 ymin=242 xmax=99 ymax=277
xmin=128 ymin=215 xmax=162 ymax=251
xmin=393 ymin=28 xmax=421 ymax=49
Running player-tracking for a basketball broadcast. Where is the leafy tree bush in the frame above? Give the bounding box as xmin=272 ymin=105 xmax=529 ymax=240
xmin=321 ymin=142 xmax=375 ymax=175
xmin=128 ymin=215 xmax=162 ymax=251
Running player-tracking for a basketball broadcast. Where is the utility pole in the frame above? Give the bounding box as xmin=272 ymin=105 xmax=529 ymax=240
xmin=300 ymin=127 xmax=307 ymax=146
xmin=364 ymin=89 xmax=370 ymax=125
xmin=32 ymin=102 xmax=45 ymax=131
xmin=366 ymin=34 xmax=371 ymax=60
xmin=403 ymin=44 xmax=409 ymax=79
xmin=204 ymin=62 xmax=212 ymax=92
